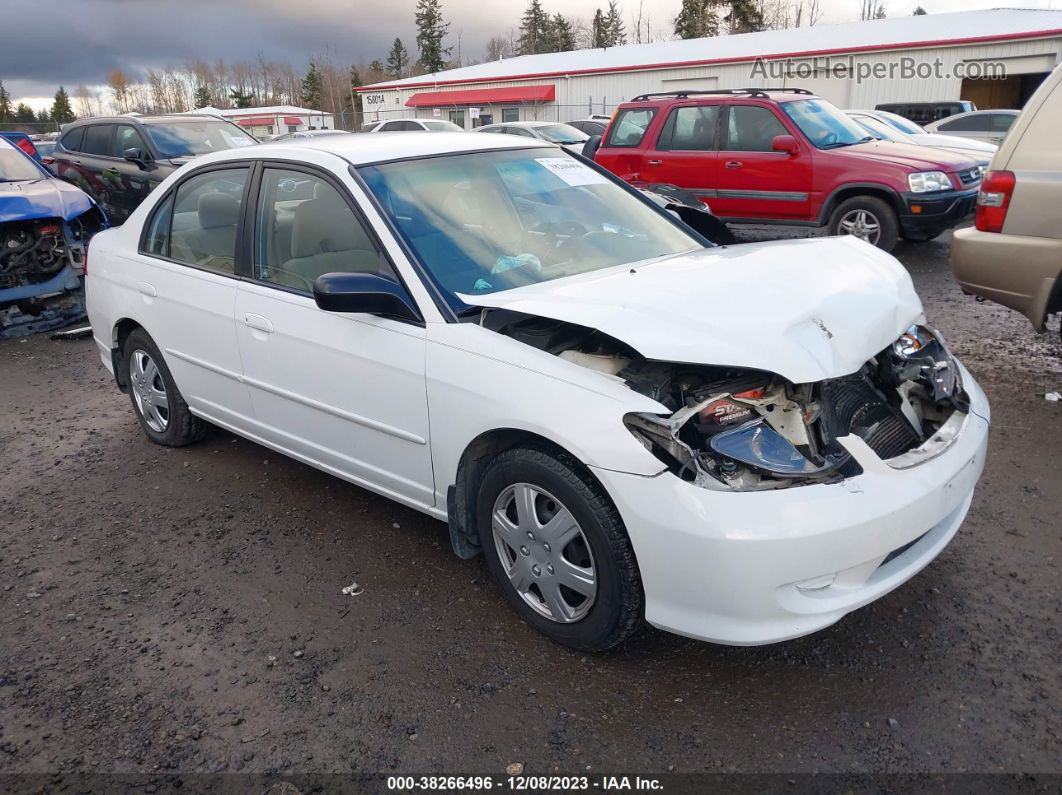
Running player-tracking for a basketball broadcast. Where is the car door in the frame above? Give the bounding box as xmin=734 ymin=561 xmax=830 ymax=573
xmin=233 ymin=162 xmax=435 ymax=507
xmin=638 ymin=103 xmax=721 ymax=206
xmin=134 ymin=164 xmax=255 ymax=425
xmin=711 ymin=104 xmax=812 ymax=221
xmin=109 ymin=124 xmax=161 ymax=223
xmin=74 ymin=123 xmax=117 ymax=218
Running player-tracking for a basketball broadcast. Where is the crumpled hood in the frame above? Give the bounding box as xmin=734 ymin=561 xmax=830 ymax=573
xmin=460 ymin=236 xmax=924 ymax=384
xmin=0 ymin=178 xmax=96 ymax=223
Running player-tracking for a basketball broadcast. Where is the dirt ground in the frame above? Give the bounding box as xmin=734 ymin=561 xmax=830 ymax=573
xmin=1 ymin=232 xmax=1060 ymax=783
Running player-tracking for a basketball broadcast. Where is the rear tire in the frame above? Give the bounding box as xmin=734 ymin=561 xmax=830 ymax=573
xmin=122 ymin=328 xmax=206 ymax=447
xmin=476 ymin=445 xmax=643 ymax=652
xmin=828 ymin=195 xmax=899 ymax=252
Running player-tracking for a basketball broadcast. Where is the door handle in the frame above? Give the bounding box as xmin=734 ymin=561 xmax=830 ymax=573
xmin=136 ymin=281 xmax=156 ymax=298
xmin=724 ymin=161 xmax=743 ymax=169
xmin=646 ymin=159 xmax=662 ymax=165
xmin=243 ymin=313 xmax=274 ymax=334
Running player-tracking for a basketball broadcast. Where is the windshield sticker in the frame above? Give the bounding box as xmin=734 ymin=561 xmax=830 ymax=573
xmin=231 ymin=136 xmax=256 ymax=147
xmin=535 ymin=157 xmax=608 ymax=187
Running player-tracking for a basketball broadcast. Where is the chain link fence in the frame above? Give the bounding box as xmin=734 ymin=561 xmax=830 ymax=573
xmin=0 ymin=121 xmax=62 ymax=136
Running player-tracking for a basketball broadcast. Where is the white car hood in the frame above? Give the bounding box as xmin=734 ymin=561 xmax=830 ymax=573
xmin=913 ymin=132 xmax=997 ymax=154
xmin=459 ymin=236 xmax=924 ymax=384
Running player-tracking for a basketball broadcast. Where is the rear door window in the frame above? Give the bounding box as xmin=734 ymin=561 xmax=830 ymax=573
xmin=989 ymin=113 xmax=1016 ymax=132
xmin=167 ymin=168 xmax=249 ymax=274
xmin=82 ymin=124 xmax=115 ymax=157
xmin=939 ymin=114 xmax=990 ymax=132
xmin=658 ymin=106 xmax=719 ymax=151
xmin=606 ymin=108 xmax=655 ymax=147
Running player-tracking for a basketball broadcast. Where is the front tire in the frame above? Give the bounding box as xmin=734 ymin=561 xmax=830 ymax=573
xmin=828 ymin=195 xmax=899 ymax=252
xmin=123 ymin=328 xmax=206 ymax=447
xmin=476 ymin=445 xmax=643 ymax=652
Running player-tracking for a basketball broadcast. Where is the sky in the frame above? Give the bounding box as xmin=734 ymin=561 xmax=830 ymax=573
xmin=2 ymin=0 xmax=1056 ymax=110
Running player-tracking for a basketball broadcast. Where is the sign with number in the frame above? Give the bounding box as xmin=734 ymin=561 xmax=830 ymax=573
xmin=362 ymin=93 xmax=388 ymax=108
xmin=432 ymin=107 xmax=441 ymax=117
xmin=469 ymin=107 xmax=480 ymax=119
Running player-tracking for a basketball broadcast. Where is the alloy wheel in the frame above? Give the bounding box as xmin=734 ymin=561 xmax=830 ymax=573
xmin=491 ymin=483 xmax=597 ymax=623
xmin=838 ymin=209 xmax=882 ymax=245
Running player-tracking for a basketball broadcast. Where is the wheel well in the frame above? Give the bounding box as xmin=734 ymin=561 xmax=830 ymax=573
xmin=111 ymin=319 xmax=143 ymax=390
xmin=822 ymin=186 xmax=902 ymax=224
xmin=446 ymin=429 xmax=606 ymax=560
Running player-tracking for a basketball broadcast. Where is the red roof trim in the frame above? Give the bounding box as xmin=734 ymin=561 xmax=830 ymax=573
xmin=362 ymin=29 xmax=1062 ymax=92
xmin=405 ymin=84 xmax=556 ymax=106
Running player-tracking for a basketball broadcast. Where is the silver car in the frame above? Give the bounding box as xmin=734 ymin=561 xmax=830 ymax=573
xmin=924 ymin=110 xmax=1021 ymax=146
xmin=474 ymin=121 xmax=589 ymax=154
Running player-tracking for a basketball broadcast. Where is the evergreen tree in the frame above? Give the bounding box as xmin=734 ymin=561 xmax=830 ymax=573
xmin=51 ymin=86 xmax=75 ymax=124
xmin=14 ymin=103 xmax=36 ymax=123
xmin=727 ymin=0 xmax=764 ymax=33
xmin=193 ymin=84 xmax=212 ymax=108
xmin=230 ymin=88 xmax=254 ymax=108
xmin=386 ymin=39 xmax=411 ymax=80
xmin=518 ymin=0 xmax=551 ymax=55
xmin=591 ymin=9 xmax=609 ymax=47
xmin=0 ymin=80 xmax=12 ymax=122
xmin=674 ymin=0 xmax=719 ymax=39
xmin=912 ymin=5 xmax=926 ymax=14
xmin=549 ymin=14 xmax=576 ymax=52
xmin=301 ymin=61 xmax=323 ymax=109
xmin=605 ymin=1 xmax=626 ymax=46
xmin=415 ymin=0 xmax=452 ymax=73
xmin=36 ymin=108 xmax=51 ymax=124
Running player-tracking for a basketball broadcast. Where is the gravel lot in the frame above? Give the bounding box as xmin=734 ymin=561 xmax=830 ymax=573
xmin=1 ymin=230 xmax=1059 ymax=781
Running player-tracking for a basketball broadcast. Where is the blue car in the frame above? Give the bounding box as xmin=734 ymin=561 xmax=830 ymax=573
xmin=0 ymin=137 xmax=107 ymax=337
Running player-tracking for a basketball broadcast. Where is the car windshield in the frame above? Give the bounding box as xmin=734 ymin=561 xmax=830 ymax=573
xmin=782 ymin=99 xmax=874 ymax=149
xmin=0 ymin=147 xmax=45 ymax=181
xmin=534 ymin=124 xmax=589 ymax=144
xmin=144 ymin=121 xmax=257 ymax=158
xmin=854 ymin=116 xmax=907 ymax=143
xmin=877 ymin=112 xmax=923 ymax=135
xmin=360 ymin=147 xmax=700 ymax=310
xmin=423 ymin=121 xmax=462 ymax=131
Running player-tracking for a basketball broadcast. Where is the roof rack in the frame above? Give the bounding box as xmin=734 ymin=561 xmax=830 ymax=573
xmin=629 ymin=87 xmax=814 ymax=101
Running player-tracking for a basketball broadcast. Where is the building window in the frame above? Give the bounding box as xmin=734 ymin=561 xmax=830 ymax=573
xmin=502 ymin=107 xmax=519 ymax=123
xmin=449 ymin=110 xmax=465 ymax=128
xmin=288 ymin=125 xmax=298 ymax=133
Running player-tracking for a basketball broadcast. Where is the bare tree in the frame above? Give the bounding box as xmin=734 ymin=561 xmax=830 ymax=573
xmin=859 ymin=0 xmax=885 ymax=21
xmin=486 ymin=34 xmax=512 ymax=61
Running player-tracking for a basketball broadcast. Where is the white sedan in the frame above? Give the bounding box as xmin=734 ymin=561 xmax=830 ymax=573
xmin=85 ymin=132 xmax=990 ymax=651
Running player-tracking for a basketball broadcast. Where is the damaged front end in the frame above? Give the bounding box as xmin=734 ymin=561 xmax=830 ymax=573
xmin=485 ymin=309 xmax=968 ymax=491
xmin=0 ymin=208 xmax=106 ymax=337
xmin=624 ymin=325 xmax=969 ymax=491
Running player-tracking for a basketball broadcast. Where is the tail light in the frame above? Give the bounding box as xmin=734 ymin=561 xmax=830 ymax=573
xmin=15 ymin=137 xmax=38 ymax=158
xmin=975 ymin=170 xmax=1015 ymax=233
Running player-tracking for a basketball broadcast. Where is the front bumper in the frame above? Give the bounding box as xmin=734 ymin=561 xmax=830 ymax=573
xmin=591 ymin=362 xmax=990 ymax=645
xmin=898 ymin=188 xmax=977 ymax=235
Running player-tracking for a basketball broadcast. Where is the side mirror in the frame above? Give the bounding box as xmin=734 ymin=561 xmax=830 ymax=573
xmin=123 ymin=147 xmax=154 ymax=170
xmin=771 ymin=135 xmax=798 ymax=156
xmin=582 ymin=134 xmax=603 ymax=160
xmin=313 ymin=272 xmax=421 ymax=322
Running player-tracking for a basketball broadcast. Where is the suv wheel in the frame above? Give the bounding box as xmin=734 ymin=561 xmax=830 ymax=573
xmin=828 ymin=196 xmax=899 ymax=252
xmin=476 ymin=445 xmax=643 ymax=652
xmin=123 ymin=328 xmax=206 ymax=447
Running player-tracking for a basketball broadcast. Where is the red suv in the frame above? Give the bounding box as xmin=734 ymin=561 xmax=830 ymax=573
xmin=592 ymin=88 xmax=984 ymax=251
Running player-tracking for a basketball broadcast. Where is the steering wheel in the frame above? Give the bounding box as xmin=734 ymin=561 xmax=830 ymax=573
xmin=555 ymin=229 xmax=617 ymax=261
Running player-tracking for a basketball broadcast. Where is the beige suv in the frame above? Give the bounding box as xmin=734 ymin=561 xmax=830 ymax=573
xmin=951 ymin=64 xmax=1062 ymax=340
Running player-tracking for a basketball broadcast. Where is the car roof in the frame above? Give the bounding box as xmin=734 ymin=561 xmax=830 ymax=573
xmin=66 ymin=114 xmax=231 ymax=126
xmin=198 ymin=131 xmax=546 ymax=166
xmin=623 ymin=90 xmax=823 ymax=106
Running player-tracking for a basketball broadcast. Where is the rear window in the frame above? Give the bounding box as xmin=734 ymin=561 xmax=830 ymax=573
xmin=606 ymin=108 xmax=655 ymax=147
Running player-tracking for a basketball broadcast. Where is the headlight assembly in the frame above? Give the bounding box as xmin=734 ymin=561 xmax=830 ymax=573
xmin=907 ymin=171 xmax=953 ymax=193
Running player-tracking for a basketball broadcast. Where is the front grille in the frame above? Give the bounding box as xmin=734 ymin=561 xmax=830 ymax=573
xmin=821 ymin=374 xmax=921 ymax=460
xmin=958 ymin=168 xmax=982 ymax=187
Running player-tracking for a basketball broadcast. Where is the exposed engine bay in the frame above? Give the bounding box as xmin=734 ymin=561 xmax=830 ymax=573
xmin=0 ymin=209 xmax=104 ymax=337
xmin=483 ymin=310 xmax=969 ymax=491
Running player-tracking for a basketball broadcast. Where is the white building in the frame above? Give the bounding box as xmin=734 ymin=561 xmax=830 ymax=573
xmin=191 ymin=105 xmax=335 ymax=138
xmin=357 ymin=9 xmax=1062 ymax=129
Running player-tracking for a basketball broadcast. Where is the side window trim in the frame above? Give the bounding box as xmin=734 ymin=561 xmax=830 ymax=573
xmin=138 ymin=188 xmax=176 ymax=258
xmin=244 ymin=158 xmax=423 ymax=323
xmin=136 ymin=161 xmax=254 ymax=278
